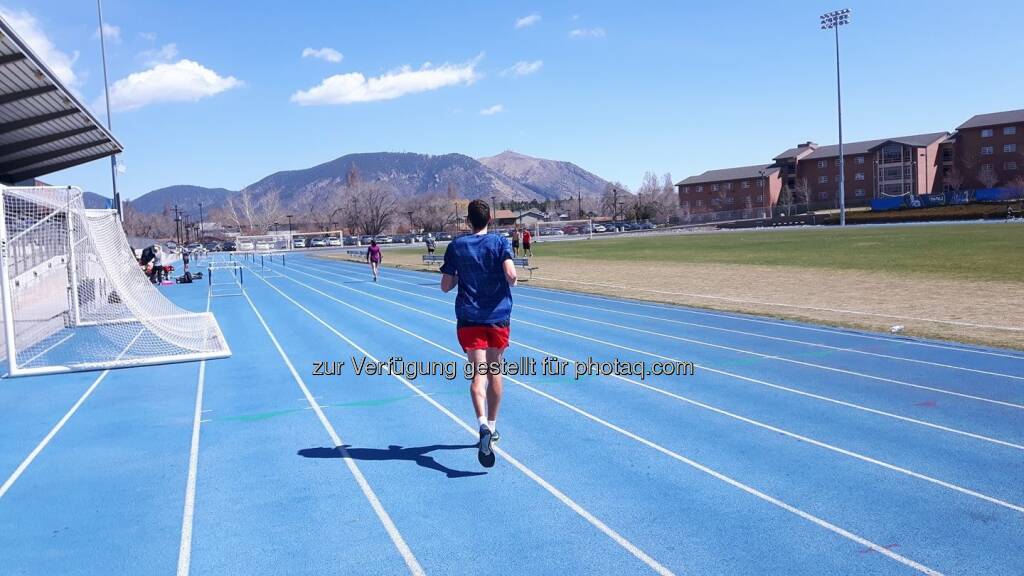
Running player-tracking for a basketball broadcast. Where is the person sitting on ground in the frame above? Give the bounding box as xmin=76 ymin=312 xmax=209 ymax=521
xmin=440 ymin=199 xmax=517 ymax=468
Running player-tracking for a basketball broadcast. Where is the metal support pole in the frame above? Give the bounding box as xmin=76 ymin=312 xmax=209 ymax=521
xmin=835 ymin=25 xmax=845 ymax=226
xmin=0 ymin=189 xmax=21 ymax=373
xmin=96 ymin=0 xmax=120 ymax=219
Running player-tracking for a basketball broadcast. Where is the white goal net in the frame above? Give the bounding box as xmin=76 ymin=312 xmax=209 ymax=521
xmin=0 ymin=186 xmax=230 ymax=376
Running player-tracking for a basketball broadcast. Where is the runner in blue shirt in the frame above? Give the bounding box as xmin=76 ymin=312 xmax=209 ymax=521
xmin=440 ymin=199 xmax=517 ymax=467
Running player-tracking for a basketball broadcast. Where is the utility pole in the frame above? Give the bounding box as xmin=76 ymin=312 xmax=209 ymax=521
xmin=198 ymin=202 xmax=204 ymax=241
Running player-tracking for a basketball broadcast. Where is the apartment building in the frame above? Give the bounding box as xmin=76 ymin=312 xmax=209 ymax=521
xmin=677 ymin=108 xmax=1024 ymax=212
xmin=951 ymin=109 xmax=1024 ymax=190
xmin=676 ymin=164 xmax=782 ymax=215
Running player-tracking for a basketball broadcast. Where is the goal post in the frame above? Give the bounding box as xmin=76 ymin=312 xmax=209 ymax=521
xmin=0 ymin=185 xmax=231 ymax=377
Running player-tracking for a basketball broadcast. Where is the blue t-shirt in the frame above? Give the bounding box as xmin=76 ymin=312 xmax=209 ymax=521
xmin=440 ymin=233 xmax=514 ymax=324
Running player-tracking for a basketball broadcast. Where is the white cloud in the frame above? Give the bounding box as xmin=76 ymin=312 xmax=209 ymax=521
xmin=0 ymin=8 xmax=80 ymax=87
xmin=480 ymin=104 xmax=504 ymax=116
xmin=106 ymin=59 xmax=242 ymax=111
xmin=137 ymin=43 xmax=178 ymax=66
xmin=501 ymin=60 xmax=543 ymax=77
xmin=291 ymin=56 xmax=481 ymax=106
xmin=515 ymin=13 xmax=541 ymax=29
xmin=95 ymin=23 xmax=121 ymax=44
xmin=301 ymin=46 xmax=343 ymax=63
xmin=569 ymin=27 xmax=606 ymax=39
xmin=139 ymin=31 xmax=157 ymax=41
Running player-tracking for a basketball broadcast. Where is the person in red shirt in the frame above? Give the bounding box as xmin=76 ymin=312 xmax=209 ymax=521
xmin=366 ymin=240 xmax=382 ymax=282
xmin=522 ymin=228 xmax=533 ymax=257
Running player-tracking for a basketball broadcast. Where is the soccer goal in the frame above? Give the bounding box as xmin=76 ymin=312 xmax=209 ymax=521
xmin=528 ymin=219 xmax=593 ymax=242
xmin=0 ymin=186 xmax=231 ymax=377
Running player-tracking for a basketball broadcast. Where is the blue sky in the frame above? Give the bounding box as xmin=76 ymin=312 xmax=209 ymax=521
xmin=9 ymin=0 xmax=1024 ymax=199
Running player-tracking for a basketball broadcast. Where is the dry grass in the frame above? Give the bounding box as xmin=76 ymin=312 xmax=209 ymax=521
xmin=323 ymin=248 xmax=1024 ymax=351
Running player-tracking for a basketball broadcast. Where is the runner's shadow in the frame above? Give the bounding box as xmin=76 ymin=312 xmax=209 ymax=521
xmin=298 ymin=444 xmax=485 ymax=478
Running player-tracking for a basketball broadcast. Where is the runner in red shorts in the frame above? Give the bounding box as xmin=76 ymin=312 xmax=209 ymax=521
xmin=440 ymin=199 xmax=517 ymax=468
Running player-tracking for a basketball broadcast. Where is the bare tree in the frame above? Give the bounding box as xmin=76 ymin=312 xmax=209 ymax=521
xmin=943 ymin=165 xmax=964 ymax=192
xmin=978 ymin=165 xmax=999 ymax=189
xmin=345 ymin=181 xmax=397 ymax=236
xmin=778 ymin=185 xmax=795 ymax=216
xmin=406 ymin=194 xmax=451 ymax=232
xmin=794 ymin=177 xmax=813 ymax=207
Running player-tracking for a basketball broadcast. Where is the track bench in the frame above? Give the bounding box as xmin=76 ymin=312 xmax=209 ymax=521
xmin=423 ymin=254 xmax=537 ymax=280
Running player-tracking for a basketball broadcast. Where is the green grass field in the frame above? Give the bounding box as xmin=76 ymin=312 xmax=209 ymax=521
xmin=396 ymin=223 xmax=1024 ymax=283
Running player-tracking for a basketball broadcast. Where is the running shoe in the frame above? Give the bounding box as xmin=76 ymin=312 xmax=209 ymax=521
xmin=477 ymin=424 xmax=495 ymax=468
xmin=491 ymin=430 xmax=500 ymax=444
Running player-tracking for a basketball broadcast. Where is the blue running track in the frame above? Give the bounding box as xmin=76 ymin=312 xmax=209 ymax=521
xmin=1 ymin=251 xmax=1022 ymax=575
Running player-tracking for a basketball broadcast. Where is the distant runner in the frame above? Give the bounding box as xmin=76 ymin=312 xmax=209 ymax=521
xmin=440 ymin=199 xmax=517 ymax=468
xmin=366 ymin=240 xmax=382 ymax=282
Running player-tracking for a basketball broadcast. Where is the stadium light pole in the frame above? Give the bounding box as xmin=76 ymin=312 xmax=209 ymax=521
xmin=96 ymin=0 xmax=121 ymax=219
xmin=821 ymin=8 xmax=851 ymax=226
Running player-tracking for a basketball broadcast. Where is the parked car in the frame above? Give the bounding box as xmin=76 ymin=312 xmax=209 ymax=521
xmin=639 ymin=221 xmax=656 ymax=229
xmin=344 ymin=236 xmax=358 ymax=246
xmin=436 ymin=232 xmax=452 ymax=241
xmin=359 ymin=235 xmax=373 ymax=244
xmin=238 ymin=240 xmax=254 ymax=251
xmin=593 ymin=225 xmax=606 ymax=233
xmin=309 ymin=238 xmax=326 ymax=247
xmin=326 ymin=237 xmax=342 ymax=246
xmin=292 ymin=238 xmax=306 ymax=248
xmin=223 ymin=241 xmax=237 ymax=251
xmin=255 ymin=240 xmax=272 ymax=250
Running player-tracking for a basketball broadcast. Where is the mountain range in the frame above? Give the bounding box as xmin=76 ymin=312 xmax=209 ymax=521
xmin=125 ymin=151 xmax=610 ymax=216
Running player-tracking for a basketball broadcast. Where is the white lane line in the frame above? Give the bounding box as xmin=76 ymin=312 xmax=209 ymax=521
xmin=270 ymin=263 xmax=943 ymax=575
xmin=248 ymin=269 xmax=674 ymax=576
xmin=243 ymin=289 xmax=426 ymax=576
xmin=306 ymin=259 xmax=1024 ymax=388
xmin=511 ymin=292 xmax=1022 ymax=381
xmin=281 ymin=263 xmax=1024 ymax=513
xmin=324 ymin=256 xmax=1024 ymax=361
xmin=291 ymin=261 xmax=1024 ymax=444
xmin=176 ymin=292 xmax=212 ymax=576
xmin=313 ymin=258 xmax=1024 ymax=375
xmin=0 ymin=330 xmax=144 ymax=500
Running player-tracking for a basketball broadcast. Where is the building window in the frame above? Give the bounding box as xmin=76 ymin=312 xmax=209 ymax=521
xmin=725 ymin=197 xmax=735 ymax=205
xmin=982 ymin=146 xmax=994 ymax=155
xmin=855 ymin=172 xmax=865 ymax=181
xmin=981 ymin=128 xmax=994 ymax=137
xmin=1006 ymin=161 xmax=1019 ymax=171
xmin=757 ymin=179 xmax=764 ymax=187
xmin=724 ymin=182 xmax=733 ymax=190
xmin=711 ymin=184 xmax=719 ymax=191
xmin=1005 ymin=126 xmax=1017 ymax=135
xmin=682 ymin=186 xmax=689 ymax=194
xmin=755 ymin=195 xmax=763 ymax=202
xmin=818 ymin=191 xmax=829 ymax=200
xmin=835 ymin=159 xmax=842 ymax=167
xmin=695 ymin=200 xmax=704 ymax=208
xmin=982 ymin=163 xmax=993 ymax=172
xmin=817 ymin=160 xmax=827 ymax=168
xmin=1004 ymin=144 xmax=1017 ymax=153
xmin=742 ymin=181 xmax=750 ymax=188
xmin=818 ymin=175 xmax=828 ymax=183
xmin=942 ymin=147 xmax=953 ymax=162
xmin=856 ymin=156 xmax=864 ymax=164
xmin=904 ymin=183 xmax=912 ymax=193
xmin=854 ymin=188 xmax=865 ymax=197
xmin=696 ymin=186 xmax=703 ymax=192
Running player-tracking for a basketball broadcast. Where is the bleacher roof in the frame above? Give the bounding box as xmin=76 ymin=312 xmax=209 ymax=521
xmin=0 ymin=15 xmax=122 ymax=184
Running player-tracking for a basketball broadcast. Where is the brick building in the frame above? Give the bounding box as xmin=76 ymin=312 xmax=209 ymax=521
xmin=677 ymin=108 xmax=1024 ymax=213
xmin=949 ymin=109 xmax=1024 ymax=190
xmin=676 ymin=164 xmax=782 ymax=217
